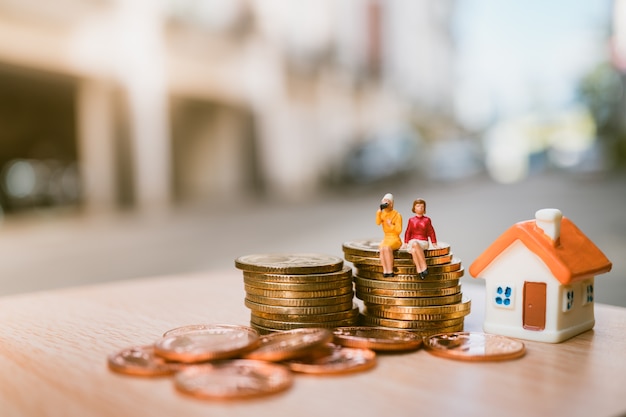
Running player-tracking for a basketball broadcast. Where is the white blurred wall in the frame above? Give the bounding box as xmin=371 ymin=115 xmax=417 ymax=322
xmin=0 ymin=0 xmax=456 ymax=212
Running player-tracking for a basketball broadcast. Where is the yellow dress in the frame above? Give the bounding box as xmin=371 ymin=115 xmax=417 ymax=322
xmin=376 ymin=209 xmax=403 ymax=250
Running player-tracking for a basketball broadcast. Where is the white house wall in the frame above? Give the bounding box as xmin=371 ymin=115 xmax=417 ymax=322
xmin=481 ymin=240 xmax=560 ymax=340
xmin=555 ymin=279 xmax=595 ymax=340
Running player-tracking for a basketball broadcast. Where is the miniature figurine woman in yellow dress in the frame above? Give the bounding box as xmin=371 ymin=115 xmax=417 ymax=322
xmin=376 ymin=193 xmax=403 ymax=277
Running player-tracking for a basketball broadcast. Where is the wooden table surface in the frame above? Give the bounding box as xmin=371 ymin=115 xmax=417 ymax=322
xmin=1 ymin=269 xmax=625 ymax=417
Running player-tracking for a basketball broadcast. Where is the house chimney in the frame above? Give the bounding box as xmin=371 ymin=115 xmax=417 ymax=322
xmin=535 ymin=208 xmax=563 ymax=244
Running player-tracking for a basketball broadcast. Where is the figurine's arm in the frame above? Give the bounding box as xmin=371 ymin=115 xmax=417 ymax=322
xmin=392 ymin=213 xmax=403 ymax=236
xmin=376 ymin=210 xmax=383 ymax=226
xmin=427 ymin=218 xmax=438 ymax=246
xmin=403 ymin=217 xmax=412 ymax=243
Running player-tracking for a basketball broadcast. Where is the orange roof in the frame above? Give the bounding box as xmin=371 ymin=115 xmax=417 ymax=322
xmin=469 ymin=217 xmax=612 ymax=284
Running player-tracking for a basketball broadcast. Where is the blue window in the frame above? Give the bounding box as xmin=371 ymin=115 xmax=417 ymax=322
xmin=583 ymin=282 xmax=594 ymax=305
xmin=562 ymin=288 xmax=574 ymax=312
xmin=494 ymin=284 xmax=514 ymax=308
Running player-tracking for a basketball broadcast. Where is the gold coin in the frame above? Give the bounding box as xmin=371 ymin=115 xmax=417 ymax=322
xmin=332 ymin=327 xmax=423 ymax=352
xmin=154 ymin=324 xmax=260 ymax=363
xmin=426 ymin=253 xmax=455 ymax=265
xmin=424 ymin=332 xmax=526 ymax=361
xmin=409 ymin=323 xmax=465 ymax=338
xmin=245 ymin=299 xmax=354 ymax=315
xmin=243 ymin=266 xmax=352 ymax=283
xmin=243 ymin=328 xmax=333 ymax=361
xmin=174 ymin=360 xmax=293 ymax=400
xmin=284 ymin=344 xmax=377 ymax=375
xmin=251 ymin=304 xmax=359 ymax=323
xmin=355 ymin=268 xmax=464 ymax=282
xmin=424 ymin=259 xmax=462 ymax=273
xmin=356 ymin=284 xmax=460 ymax=297
xmin=235 ymin=253 xmax=343 ymax=274
xmin=244 ymin=284 xmax=353 ymax=299
xmin=354 ymin=276 xmax=459 ymax=290
xmin=250 ymin=322 xmax=278 ymax=335
xmin=360 ymin=315 xmax=465 ymax=330
xmin=364 ymin=307 xmax=470 ymax=321
xmin=245 ymin=293 xmax=354 ymax=307
xmin=250 ymin=313 xmax=358 ymax=330
xmin=359 ymin=292 xmax=463 ymax=306
xmin=342 ymin=239 xmax=450 ymax=258
xmin=345 ymin=253 xmax=453 ymax=266
xmin=366 ymin=298 xmax=471 ymax=317
xmin=355 ymin=258 xmax=463 ymax=274
xmin=107 ymin=345 xmax=183 ymax=377
xmin=243 ymin=276 xmax=353 ymax=291
xmin=344 ymin=253 xmax=412 ymax=266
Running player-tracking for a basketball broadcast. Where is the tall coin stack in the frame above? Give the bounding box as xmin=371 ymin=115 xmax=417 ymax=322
xmin=342 ymin=239 xmax=470 ymax=337
xmin=235 ymin=253 xmax=359 ymax=334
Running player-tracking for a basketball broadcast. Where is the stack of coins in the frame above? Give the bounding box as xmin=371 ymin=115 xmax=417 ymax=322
xmin=235 ymin=253 xmax=359 ymax=334
xmin=342 ymin=239 xmax=470 ymax=337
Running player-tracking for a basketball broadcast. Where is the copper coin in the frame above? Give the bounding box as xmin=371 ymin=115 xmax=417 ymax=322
xmin=107 ymin=345 xmax=183 ymax=377
xmin=174 ymin=359 xmax=293 ymax=400
xmin=424 ymin=332 xmax=526 ymax=361
xmin=333 ymin=327 xmax=423 ymax=352
xmin=284 ymin=344 xmax=376 ymax=374
xmin=162 ymin=323 xmax=257 ymax=338
xmin=243 ymin=328 xmax=333 ymax=362
xmin=235 ymin=253 xmax=343 ymax=274
xmin=155 ymin=324 xmax=260 ymax=363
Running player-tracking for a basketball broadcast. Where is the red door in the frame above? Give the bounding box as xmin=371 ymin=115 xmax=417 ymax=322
xmin=523 ymin=282 xmax=546 ymax=331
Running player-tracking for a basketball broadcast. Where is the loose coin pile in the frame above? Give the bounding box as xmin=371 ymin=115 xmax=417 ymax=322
xmin=235 ymin=253 xmax=359 ymax=333
xmin=343 ymin=239 xmax=471 ymax=337
xmin=108 ymin=324 xmax=384 ymax=400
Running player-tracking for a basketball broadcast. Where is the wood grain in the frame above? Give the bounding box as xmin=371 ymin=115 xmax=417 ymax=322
xmin=0 ymin=270 xmax=624 ymax=417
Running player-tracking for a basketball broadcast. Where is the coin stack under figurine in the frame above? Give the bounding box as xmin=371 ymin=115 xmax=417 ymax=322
xmin=342 ymin=239 xmax=470 ymax=337
xmin=235 ymin=253 xmax=359 ymax=334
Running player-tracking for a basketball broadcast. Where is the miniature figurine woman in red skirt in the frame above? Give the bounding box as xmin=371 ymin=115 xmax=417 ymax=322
xmin=376 ymin=193 xmax=403 ymax=277
xmin=404 ymin=198 xmax=438 ymax=279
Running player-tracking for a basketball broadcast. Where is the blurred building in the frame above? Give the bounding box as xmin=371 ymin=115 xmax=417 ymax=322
xmin=608 ymin=0 xmax=626 ymax=165
xmin=0 ymin=0 xmax=455 ymax=214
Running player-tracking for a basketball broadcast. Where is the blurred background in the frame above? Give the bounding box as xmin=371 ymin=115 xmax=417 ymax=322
xmin=0 ymin=0 xmax=624 ymax=306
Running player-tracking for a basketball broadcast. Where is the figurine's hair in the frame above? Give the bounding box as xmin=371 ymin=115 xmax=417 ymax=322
xmin=412 ymin=199 xmax=426 ymax=213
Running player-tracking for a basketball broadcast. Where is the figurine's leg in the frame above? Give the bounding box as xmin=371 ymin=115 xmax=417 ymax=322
xmin=380 ymin=246 xmax=394 ymax=277
xmin=409 ymin=242 xmax=428 ymax=279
